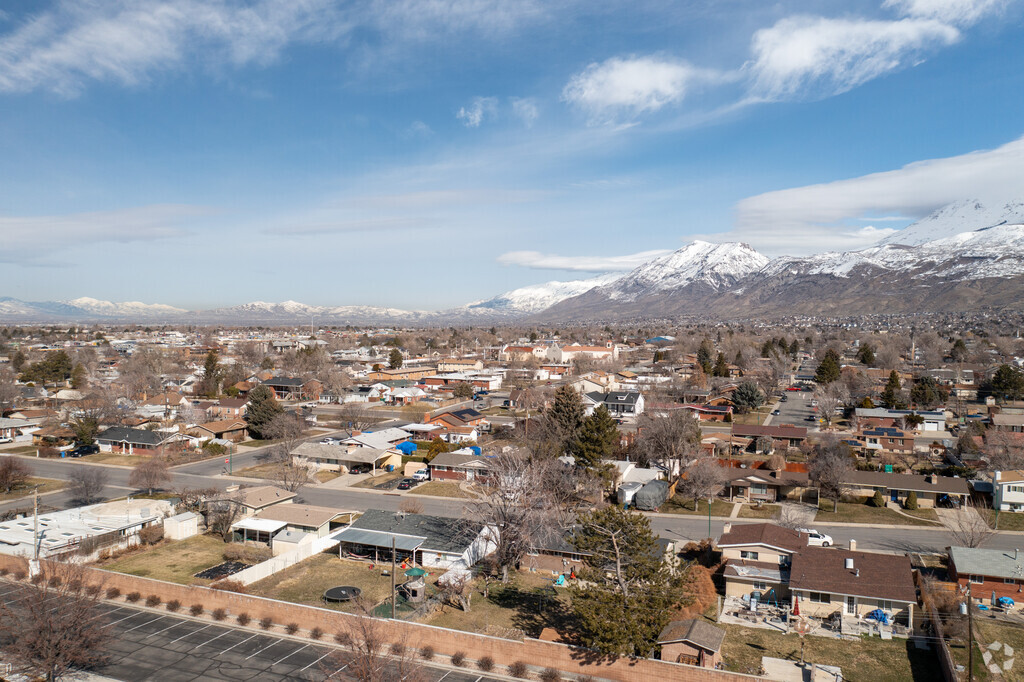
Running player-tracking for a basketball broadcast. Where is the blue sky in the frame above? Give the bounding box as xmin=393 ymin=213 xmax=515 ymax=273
xmin=1 ymin=0 xmax=1023 ymax=310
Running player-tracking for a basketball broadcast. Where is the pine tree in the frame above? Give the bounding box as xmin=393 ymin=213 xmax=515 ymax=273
xmin=814 ymin=349 xmax=841 ymax=384
xmin=733 ymin=350 xmax=745 ymax=368
xmin=712 ymin=352 xmax=730 ymax=377
xmin=571 ymin=406 xmax=619 ymax=471
xmin=760 ymin=340 xmax=774 ymax=358
xmin=696 ymin=339 xmax=714 ymax=374
xmin=881 ymin=370 xmax=902 ymax=408
xmin=856 ymin=343 xmax=875 ymax=366
xmin=244 ymin=384 xmax=284 ymax=440
xmin=732 ymin=381 xmax=765 ymax=413
xmin=789 ymin=338 xmax=800 ymax=357
xmin=202 ymin=350 xmax=222 ymax=398
xmin=950 ymin=338 xmax=968 ymax=362
xmin=388 ymin=348 xmax=403 ymax=369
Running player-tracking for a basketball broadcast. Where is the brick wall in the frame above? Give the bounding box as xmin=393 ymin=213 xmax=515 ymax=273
xmin=0 ymin=553 xmax=769 ymax=682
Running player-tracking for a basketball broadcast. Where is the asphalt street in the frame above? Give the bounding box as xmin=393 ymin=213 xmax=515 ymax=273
xmin=0 ymin=583 xmax=504 ymax=682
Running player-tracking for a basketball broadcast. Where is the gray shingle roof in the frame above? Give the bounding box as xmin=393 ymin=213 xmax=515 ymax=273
xmin=350 ymin=508 xmax=483 ymax=554
xmin=950 ymin=546 xmax=1024 ymax=581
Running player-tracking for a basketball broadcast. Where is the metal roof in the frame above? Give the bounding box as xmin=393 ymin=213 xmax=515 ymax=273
xmin=231 ymin=517 xmax=288 ymax=533
xmin=334 ymin=527 xmax=426 ymax=552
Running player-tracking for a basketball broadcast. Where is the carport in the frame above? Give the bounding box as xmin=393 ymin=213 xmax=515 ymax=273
xmin=335 ymin=527 xmax=425 ymax=565
xmin=230 ymin=517 xmax=287 ymax=544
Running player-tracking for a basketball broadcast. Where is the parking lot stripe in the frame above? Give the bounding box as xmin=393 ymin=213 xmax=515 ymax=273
xmin=190 ymin=629 xmax=231 ymax=651
xmin=244 ymin=637 xmax=282 ymax=660
xmin=103 ymin=611 xmax=143 ymax=629
xmin=123 ymin=615 xmax=165 ymax=633
xmin=270 ymin=643 xmax=305 ymax=663
xmin=168 ymin=623 xmax=210 ymax=644
xmin=437 ymin=672 xmax=450 ymax=681
xmin=143 ymin=620 xmax=187 ymax=639
xmin=298 ymin=650 xmax=329 ymax=671
xmin=217 ymin=633 xmax=257 ymax=656
xmin=326 ymin=663 xmax=349 ymax=679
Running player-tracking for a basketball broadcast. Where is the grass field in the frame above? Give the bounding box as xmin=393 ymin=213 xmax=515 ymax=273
xmin=409 ymin=482 xmax=474 ymax=498
xmin=2 ymin=445 xmax=37 ymax=455
xmin=0 ymin=477 xmax=65 ymax=502
xmin=81 ymin=453 xmax=149 ymax=467
xmin=248 ymin=553 xmax=395 ymax=612
xmin=815 ymin=499 xmax=940 ymax=526
xmin=239 ymin=439 xmax=274 ymax=448
xmin=987 ymin=509 xmax=1024 ymax=531
xmin=230 ymin=462 xmax=284 ymax=481
xmin=738 ymin=503 xmax=780 ymax=519
xmin=99 ymin=534 xmax=230 ymax=585
xmin=718 ymin=622 xmax=940 ymax=681
xmin=662 ymin=496 xmax=735 ymax=517
xmin=352 ymin=472 xmax=403 ymax=489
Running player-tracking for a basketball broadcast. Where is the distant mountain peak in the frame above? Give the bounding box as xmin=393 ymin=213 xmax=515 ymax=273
xmin=879 ymin=198 xmax=1024 ymax=246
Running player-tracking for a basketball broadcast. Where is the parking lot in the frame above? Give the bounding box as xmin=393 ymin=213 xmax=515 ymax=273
xmin=0 ymin=583 xmax=508 ymax=682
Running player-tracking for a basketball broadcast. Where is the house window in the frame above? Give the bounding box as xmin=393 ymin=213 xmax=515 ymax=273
xmin=751 ymin=484 xmax=768 ymax=495
xmin=1005 ymin=578 xmax=1017 ymax=585
xmin=752 ymin=581 xmax=767 ymax=590
xmin=741 ymin=551 xmax=759 ymax=560
xmin=969 ymin=575 xmax=984 ymax=584
xmin=809 ymin=592 xmax=831 ymax=603
xmin=877 ymin=599 xmax=893 ymax=610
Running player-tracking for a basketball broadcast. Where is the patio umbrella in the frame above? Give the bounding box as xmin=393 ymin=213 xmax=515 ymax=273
xmin=404 ymin=567 xmax=427 ymax=577
xmin=792 ymin=596 xmax=800 ymax=616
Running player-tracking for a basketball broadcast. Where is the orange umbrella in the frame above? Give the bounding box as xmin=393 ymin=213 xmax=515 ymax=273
xmin=793 ymin=596 xmax=800 ymax=616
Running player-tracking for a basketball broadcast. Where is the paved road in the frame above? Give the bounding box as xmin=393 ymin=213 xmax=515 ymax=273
xmin=0 ymin=585 xmax=503 ymax=682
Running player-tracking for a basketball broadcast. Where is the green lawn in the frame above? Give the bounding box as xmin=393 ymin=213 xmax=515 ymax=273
xmin=814 ymin=499 xmax=940 ymax=526
xmin=248 ymin=553 xmax=396 ymax=613
xmin=99 ymin=534 xmax=231 ymax=585
xmin=738 ymin=503 xmax=780 ymax=519
xmin=718 ymin=622 xmax=940 ymax=681
xmin=410 ymin=481 xmax=474 ymax=498
xmin=239 ymin=439 xmax=275 ymax=448
xmin=662 ymin=496 xmax=735 ymax=517
xmin=314 ymin=470 xmax=340 ymax=483
xmin=352 ymin=472 xmax=403 ymax=489
xmin=230 ymin=462 xmax=285 ymax=481
xmin=83 ymin=452 xmax=149 ymax=467
xmin=2 ymin=445 xmax=37 ymax=455
xmin=0 ymin=477 xmax=65 ymax=502
xmin=987 ymin=509 xmax=1024 ymax=531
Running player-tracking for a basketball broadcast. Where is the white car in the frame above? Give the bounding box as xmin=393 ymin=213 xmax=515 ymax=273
xmin=320 ymin=437 xmax=341 ymax=445
xmin=412 ymin=469 xmax=430 ymax=481
xmin=798 ymin=528 xmax=834 ymax=547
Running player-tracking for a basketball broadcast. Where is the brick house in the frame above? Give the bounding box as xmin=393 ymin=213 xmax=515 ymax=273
xmin=428 ymin=450 xmax=492 ymax=482
xmin=948 ymin=546 xmax=1024 ymax=603
xmin=657 ymin=619 xmax=726 ymax=668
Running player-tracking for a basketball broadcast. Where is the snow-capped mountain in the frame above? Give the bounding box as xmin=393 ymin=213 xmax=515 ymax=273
xmin=460 ymin=273 xmax=621 ymax=315
xmin=66 ymin=297 xmax=188 ymax=319
xmin=196 ymin=301 xmax=426 ymax=324
xmin=878 ymin=198 xmax=1024 ymax=246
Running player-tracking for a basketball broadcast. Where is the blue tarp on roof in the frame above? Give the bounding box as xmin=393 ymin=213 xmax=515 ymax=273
xmin=396 ymin=441 xmax=417 ymax=454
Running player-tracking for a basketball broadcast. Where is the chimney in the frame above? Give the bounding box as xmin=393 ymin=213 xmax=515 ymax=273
xmin=723 ymin=523 xmax=732 ymax=535
xmin=849 ymin=539 xmax=857 ymax=552
xmin=845 ymin=557 xmax=855 ymax=570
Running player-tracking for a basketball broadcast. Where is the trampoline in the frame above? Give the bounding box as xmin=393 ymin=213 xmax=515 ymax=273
xmin=323 ymin=586 xmax=362 ymax=603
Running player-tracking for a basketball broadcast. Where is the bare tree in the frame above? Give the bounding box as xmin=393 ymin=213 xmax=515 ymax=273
xmin=813 ymin=383 xmax=849 ymax=429
xmin=173 ymin=486 xmax=219 ymax=513
xmin=0 ymin=456 xmax=31 ymax=493
xmin=128 ymin=456 xmax=171 ymax=495
xmin=808 ymin=435 xmax=853 ymax=512
xmin=677 ymin=457 xmax=725 ymax=513
xmin=0 ymin=561 xmax=111 ymax=681
xmin=206 ymin=498 xmax=242 ymax=542
xmin=983 ymin=430 xmax=1024 ymax=471
xmin=333 ymin=402 xmax=378 ymax=433
xmin=68 ymin=466 xmax=108 ymax=504
xmin=328 ymin=600 xmax=426 ymax=682
xmin=263 ymin=413 xmax=308 ymax=464
xmin=949 ymin=501 xmax=995 ymax=548
xmin=437 ymin=571 xmax=472 ymax=612
xmin=273 ymin=461 xmax=311 ymax=492
xmin=632 ymin=411 xmax=701 ymax=476
xmin=773 ymin=504 xmax=803 ymax=529
xmin=0 ymin=365 xmax=19 ymax=414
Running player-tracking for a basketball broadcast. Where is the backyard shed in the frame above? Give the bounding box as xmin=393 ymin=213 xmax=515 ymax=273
xmin=163 ymin=511 xmax=200 ymax=541
xmin=633 ymin=480 xmax=670 ymax=511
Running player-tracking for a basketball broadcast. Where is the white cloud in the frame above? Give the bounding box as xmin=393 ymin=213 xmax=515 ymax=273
xmin=0 ymin=0 xmax=341 ymax=96
xmin=747 ymin=15 xmax=960 ymax=101
xmin=0 ymin=204 xmax=209 ymax=262
xmin=842 ymin=225 xmax=899 ymax=240
xmin=884 ymin=0 xmax=1008 ymax=25
xmin=497 ymin=249 xmax=670 ymax=272
xmin=511 ymin=97 xmax=539 ymax=127
xmin=562 ymin=56 xmax=711 ymax=121
xmin=699 ymin=135 xmax=1024 ymax=255
xmin=456 ymin=96 xmax=498 ymax=127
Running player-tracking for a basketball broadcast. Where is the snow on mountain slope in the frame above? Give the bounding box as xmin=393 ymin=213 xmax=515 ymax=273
xmin=878 ymin=199 xmax=1024 ymax=246
xmin=463 ymin=273 xmax=621 ymax=314
xmin=67 ymin=297 xmax=188 ymax=317
xmin=596 ymin=241 xmax=769 ymax=301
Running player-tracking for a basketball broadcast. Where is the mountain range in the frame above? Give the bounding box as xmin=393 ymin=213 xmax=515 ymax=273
xmin=4 ymin=198 xmax=1024 ymax=324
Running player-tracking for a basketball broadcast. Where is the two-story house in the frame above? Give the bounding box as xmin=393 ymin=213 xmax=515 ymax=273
xmin=718 ymin=523 xmax=808 ymax=602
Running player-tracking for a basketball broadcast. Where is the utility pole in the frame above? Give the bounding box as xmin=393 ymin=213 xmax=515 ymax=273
xmin=968 ymin=581 xmax=974 ymax=682
xmin=391 ymin=537 xmax=397 ymax=619
xmin=32 ymin=486 xmax=39 ymax=561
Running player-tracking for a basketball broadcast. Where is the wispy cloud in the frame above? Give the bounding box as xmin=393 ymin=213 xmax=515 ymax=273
xmin=511 ymin=97 xmax=539 ymax=127
xmin=497 ymin=249 xmax=670 ymax=272
xmin=746 ymin=15 xmax=960 ymax=102
xmin=0 ymin=204 xmax=210 ymax=263
xmin=456 ymin=96 xmax=498 ymax=127
xmin=883 ymin=0 xmax=1009 ymax=26
xmin=695 ymin=135 xmax=1024 ymax=255
xmin=562 ymin=56 xmax=719 ymax=122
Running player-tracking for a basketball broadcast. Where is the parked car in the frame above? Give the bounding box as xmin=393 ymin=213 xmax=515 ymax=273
xmin=68 ymin=443 xmax=100 ymax=457
xmin=397 ymin=478 xmax=417 ymax=490
xmin=412 ymin=469 xmax=430 ymax=481
xmin=0 ymin=437 xmax=12 ymax=444
xmin=798 ymin=528 xmax=834 ymax=547
xmin=779 ymin=396 xmax=788 ymax=402
xmin=320 ymin=437 xmax=341 ymax=445
xmin=348 ymin=464 xmax=371 ymax=475
xmin=771 ymin=409 xmax=781 ymax=415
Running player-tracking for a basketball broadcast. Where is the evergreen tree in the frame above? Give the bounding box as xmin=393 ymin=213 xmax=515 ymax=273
xmin=813 ymin=349 xmax=841 ymax=384
xmin=388 ymin=348 xmax=403 ymax=369
xmin=777 ymin=338 xmax=790 ymax=355
xmin=855 ymin=343 xmax=875 ymax=366
xmin=990 ymin=364 xmax=1024 ymax=402
xmin=244 ymin=384 xmax=284 ymax=440
xmin=881 ymin=370 xmax=903 ymax=408
xmin=712 ymin=352 xmax=730 ymax=377
xmin=733 ymin=350 xmax=745 ymax=368
xmin=201 ymin=350 xmax=222 ymax=398
xmin=950 ymin=338 xmax=969 ymax=362
xmin=11 ymin=349 xmax=25 ymax=373
xmin=732 ymin=381 xmax=765 ymax=413
xmin=910 ymin=376 xmax=948 ymax=409
xmin=70 ymin=364 xmax=88 ymax=389
xmin=696 ymin=339 xmax=714 ymax=374
xmin=760 ymin=340 xmax=774 ymax=358
xmin=20 ymin=351 xmax=73 ymax=384
xmin=789 ymin=338 xmax=800 ymax=357
xmin=571 ymin=406 xmax=619 ymax=471
xmin=547 ymin=385 xmax=585 ymax=440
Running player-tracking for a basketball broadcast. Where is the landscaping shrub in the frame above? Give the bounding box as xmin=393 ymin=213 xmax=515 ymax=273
xmin=310 ymin=627 xmax=323 ymax=640
xmin=285 ymin=623 xmax=299 ymax=635
xmin=222 ymin=545 xmax=272 ymax=563
xmin=236 ymin=613 xmax=251 ymax=626
xmin=477 ymin=656 xmax=494 ymax=672
xmin=106 ymin=587 xmax=121 ymax=599
xmin=419 ymin=645 xmax=434 ymax=661
xmin=212 ymin=608 xmax=227 ymax=621
xmin=145 ymin=595 xmax=161 ymax=607
xmin=126 ymin=592 xmax=141 ymax=603
xmin=190 ymin=604 xmax=204 ymax=616
xmin=166 ymin=600 xmax=181 ymax=612
xmin=30 ymin=574 xmax=44 ymax=585
xmin=905 ymin=491 xmax=919 ymax=510
xmin=540 ymin=668 xmax=561 ymax=682
xmin=13 ymin=571 xmax=25 ymax=581
xmin=0 ymin=567 xmax=9 ymax=576
xmin=450 ymin=652 xmax=465 ymax=667
xmin=47 ymin=576 xmax=60 ymax=587
xmin=37 ymin=446 xmax=59 ymax=459
xmin=507 ymin=661 xmax=529 ymax=678
xmin=85 ymin=584 xmax=101 ymax=596
xmin=576 ymin=676 xmax=596 ymax=682
xmin=334 ymin=632 xmax=352 ymax=646
xmin=139 ymin=524 xmax=164 ymax=545
xmin=260 ymin=617 xmax=273 ymax=630
xmin=211 ymin=579 xmax=248 ymax=594
xmin=871 ymin=490 xmax=885 ymax=507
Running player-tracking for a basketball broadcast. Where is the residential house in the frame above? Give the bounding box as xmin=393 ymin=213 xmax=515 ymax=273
xmin=948 ymin=546 xmax=1024 ymax=602
xmin=992 ymin=470 xmax=1024 ymax=511
xmin=857 ymin=427 xmax=915 ymax=456
xmin=428 ymin=449 xmax=492 ymax=482
xmin=437 ymin=358 xmax=484 ymax=372
xmin=210 ymin=485 xmax=296 ymax=518
xmin=290 ymin=442 xmax=402 ymax=473
xmin=209 ymin=398 xmax=248 ymax=419
xmin=720 ymin=460 xmax=811 ymax=503
xmin=854 ymin=407 xmax=947 ymax=432
xmin=256 ymin=504 xmax=356 ymax=538
xmin=789 ymin=547 xmax=916 ymax=624
xmin=188 ymin=419 xmax=248 ymax=443
xmin=95 ymin=426 xmax=186 ymax=455
xmin=680 ymin=404 xmax=733 ymax=422
xmin=422 ymin=372 xmax=503 ymax=391
xmin=657 ymin=620 xmax=726 ymax=668
xmin=262 ymin=376 xmax=322 ymax=401
xmin=498 ymin=345 xmax=546 ymax=362
xmin=583 ymin=391 xmax=645 ymax=419
xmin=731 ymin=424 xmax=808 ymax=451
xmin=545 ymin=343 xmax=618 ymax=363
xmin=718 ymin=523 xmax=808 ymax=602
xmin=365 ymin=367 xmax=437 ymax=382
xmin=842 ymin=470 xmax=969 ymax=507
xmin=335 ymin=508 xmax=493 ymax=569
xmin=992 ymin=412 xmax=1024 ymax=433
xmin=0 ymin=417 xmax=34 ymax=441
